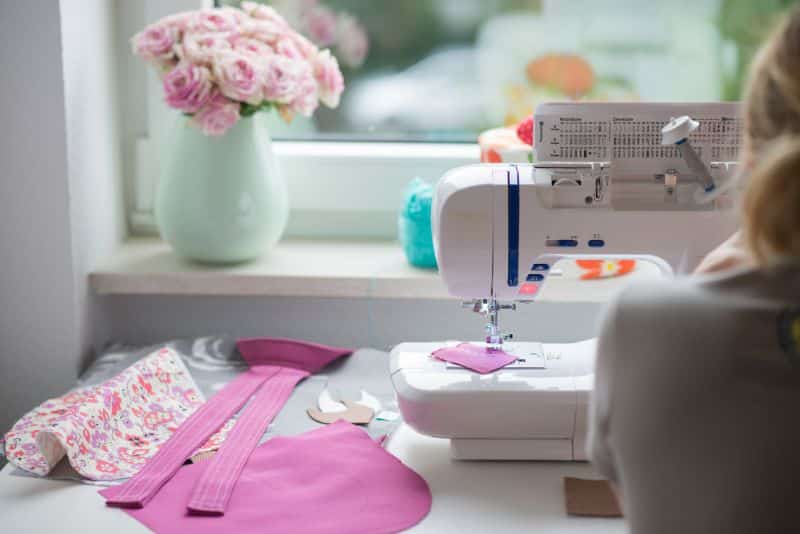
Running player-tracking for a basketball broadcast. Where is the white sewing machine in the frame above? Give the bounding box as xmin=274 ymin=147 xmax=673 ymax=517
xmin=390 ymin=102 xmax=741 ymax=460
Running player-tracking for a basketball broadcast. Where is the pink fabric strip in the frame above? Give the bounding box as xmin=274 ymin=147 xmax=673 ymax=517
xmin=103 ymin=338 xmax=353 ymax=511
xmin=186 ymin=367 xmax=308 ymax=515
xmin=103 ymin=368 xmax=280 ymax=508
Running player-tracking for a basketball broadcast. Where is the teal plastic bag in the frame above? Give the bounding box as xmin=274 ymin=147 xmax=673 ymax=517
xmin=398 ymin=178 xmax=438 ymax=269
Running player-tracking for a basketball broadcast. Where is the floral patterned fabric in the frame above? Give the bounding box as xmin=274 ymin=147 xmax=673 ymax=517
xmin=3 ymin=347 xmax=229 ymax=481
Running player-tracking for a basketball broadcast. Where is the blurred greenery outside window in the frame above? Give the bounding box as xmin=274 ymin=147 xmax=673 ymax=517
xmin=225 ymin=0 xmax=797 ymax=143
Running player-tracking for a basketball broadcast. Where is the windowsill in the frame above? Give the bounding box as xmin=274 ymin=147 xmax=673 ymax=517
xmin=89 ymin=238 xmax=450 ymax=299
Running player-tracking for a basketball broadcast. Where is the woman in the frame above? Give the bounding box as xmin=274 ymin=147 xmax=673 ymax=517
xmin=588 ymin=7 xmax=800 ymax=534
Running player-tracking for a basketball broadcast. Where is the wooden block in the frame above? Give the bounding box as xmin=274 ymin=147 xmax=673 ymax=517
xmin=564 ymin=477 xmax=623 ymax=517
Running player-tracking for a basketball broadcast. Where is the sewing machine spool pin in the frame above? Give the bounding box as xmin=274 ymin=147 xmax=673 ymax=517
xmin=661 ymin=115 xmax=716 ymax=194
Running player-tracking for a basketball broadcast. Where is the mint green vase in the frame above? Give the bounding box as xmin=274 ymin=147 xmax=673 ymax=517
xmin=156 ymin=114 xmax=288 ymax=264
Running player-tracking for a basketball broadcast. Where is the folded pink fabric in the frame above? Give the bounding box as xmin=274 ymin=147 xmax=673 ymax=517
xmin=103 ymin=421 xmax=431 ymax=534
xmin=432 ymin=343 xmax=517 ymax=374
xmin=103 ymin=338 xmax=352 ymax=511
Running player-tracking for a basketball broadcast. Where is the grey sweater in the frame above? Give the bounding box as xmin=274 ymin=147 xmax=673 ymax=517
xmin=588 ymin=264 xmax=800 ymax=534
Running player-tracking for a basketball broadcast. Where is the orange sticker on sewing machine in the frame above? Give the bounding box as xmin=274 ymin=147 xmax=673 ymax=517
xmin=575 ymin=259 xmax=636 ymax=280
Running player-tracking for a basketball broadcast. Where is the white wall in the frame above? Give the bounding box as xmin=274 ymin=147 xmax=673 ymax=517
xmin=104 ymin=296 xmax=603 ymax=353
xmin=60 ymin=0 xmax=126 ymax=371
xmin=0 ymin=2 xmax=79 ymax=434
xmin=0 ymin=2 xmax=125 ymax=433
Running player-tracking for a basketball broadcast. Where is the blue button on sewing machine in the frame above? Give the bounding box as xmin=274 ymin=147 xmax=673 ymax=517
xmin=531 ymin=263 xmax=550 ymax=271
xmin=588 ymin=239 xmax=605 ymax=247
xmin=526 ymin=273 xmax=545 ymax=282
xmin=557 ymin=239 xmax=578 ymax=247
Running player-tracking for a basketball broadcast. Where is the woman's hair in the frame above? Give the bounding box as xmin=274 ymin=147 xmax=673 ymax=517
xmin=742 ymin=6 xmax=800 ymax=264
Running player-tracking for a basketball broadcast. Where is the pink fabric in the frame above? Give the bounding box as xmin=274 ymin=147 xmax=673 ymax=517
xmin=102 ymin=370 xmax=274 ymax=507
xmin=103 ymin=338 xmax=352 ymax=510
xmin=187 ymin=367 xmax=307 ymax=514
xmin=235 ymin=337 xmax=352 ymax=372
xmin=432 ymin=343 xmax=517 ymax=374
xmin=3 ymin=348 xmax=228 ymax=481
xmin=104 ymin=421 xmax=432 ymax=534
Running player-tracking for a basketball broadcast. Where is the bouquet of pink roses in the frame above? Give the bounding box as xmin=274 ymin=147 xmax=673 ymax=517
xmin=132 ymin=2 xmax=345 ymax=136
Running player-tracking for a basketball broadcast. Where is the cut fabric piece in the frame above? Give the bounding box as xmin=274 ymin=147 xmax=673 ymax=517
xmin=563 ymin=477 xmax=623 ymax=517
xmin=432 ymin=343 xmax=517 ymax=374
xmin=102 ymin=338 xmax=352 ymax=510
xmin=2 ymin=348 xmax=226 ymax=481
xmin=104 ymin=421 xmax=432 ymax=534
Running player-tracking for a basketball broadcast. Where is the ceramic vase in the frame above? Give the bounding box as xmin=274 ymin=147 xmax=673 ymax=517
xmin=155 ymin=114 xmax=288 ymax=264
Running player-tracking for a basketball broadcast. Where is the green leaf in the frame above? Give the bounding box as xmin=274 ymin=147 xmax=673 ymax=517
xmin=239 ymin=101 xmax=274 ymax=117
xmin=240 ymin=103 xmax=258 ymax=117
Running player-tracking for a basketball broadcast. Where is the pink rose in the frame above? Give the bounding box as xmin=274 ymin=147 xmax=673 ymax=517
xmin=275 ymin=38 xmax=302 ymax=60
xmin=228 ymin=34 xmax=275 ymax=59
xmin=180 ymin=32 xmax=231 ymax=65
xmin=193 ymin=92 xmax=241 ymax=136
xmin=289 ymin=68 xmax=319 ymax=117
xmin=288 ymin=31 xmax=319 ymax=60
xmin=131 ymin=22 xmax=176 ymax=66
xmin=187 ymin=8 xmax=243 ymax=34
xmin=304 ymin=5 xmax=338 ymax=47
xmin=336 ymin=14 xmax=368 ymax=68
xmin=160 ymin=12 xmax=193 ymax=35
xmin=313 ymin=49 xmax=344 ymax=108
xmin=262 ymin=55 xmax=304 ymax=103
xmin=212 ymin=51 xmax=265 ymax=105
xmin=241 ymin=19 xmax=287 ymax=45
xmin=241 ymin=1 xmax=289 ymax=27
xmin=163 ymin=62 xmax=213 ymax=113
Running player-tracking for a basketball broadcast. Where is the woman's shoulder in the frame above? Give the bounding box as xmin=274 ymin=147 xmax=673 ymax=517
xmin=615 ymin=263 xmax=800 ymax=313
xmin=602 ymin=264 xmax=800 ymax=366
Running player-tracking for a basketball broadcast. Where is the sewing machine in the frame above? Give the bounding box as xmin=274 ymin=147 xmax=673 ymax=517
xmin=390 ymin=102 xmax=741 ymax=460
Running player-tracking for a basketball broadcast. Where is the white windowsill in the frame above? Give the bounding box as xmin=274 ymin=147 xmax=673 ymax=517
xmin=90 ymin=238 xmax=450 ymax=299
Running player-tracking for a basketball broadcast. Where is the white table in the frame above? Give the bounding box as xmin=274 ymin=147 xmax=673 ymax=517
xmin=0 ymin=425 xmax=625 ymax=533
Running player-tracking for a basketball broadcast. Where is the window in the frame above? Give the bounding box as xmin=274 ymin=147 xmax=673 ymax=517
xmin=124 ymin=0 xmax=797 ymax=237
xmin=219 ymin=0 xmax=796 ymax=142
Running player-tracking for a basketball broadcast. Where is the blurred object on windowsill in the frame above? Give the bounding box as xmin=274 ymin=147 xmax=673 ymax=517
xmin=478 ymin=127 xmax=531 ymax=164
xmin=399 ymin=179 xmax=438 ymax=270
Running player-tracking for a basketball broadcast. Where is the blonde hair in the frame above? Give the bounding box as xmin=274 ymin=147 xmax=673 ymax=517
xmin=742 ymin=7 xmax=800 ymax=264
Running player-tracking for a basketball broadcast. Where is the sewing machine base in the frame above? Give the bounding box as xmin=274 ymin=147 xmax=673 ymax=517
xmin=390 ymin=340 xmax=596 ymax=461
xmin=451 ymin=438 xmax=580 ymax=461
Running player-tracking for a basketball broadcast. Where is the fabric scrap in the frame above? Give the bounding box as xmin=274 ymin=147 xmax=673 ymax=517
xmin=3 ymin=348 xmax=226 ymax=481
xmin=432 ymin=343 xmax=517 ymax=374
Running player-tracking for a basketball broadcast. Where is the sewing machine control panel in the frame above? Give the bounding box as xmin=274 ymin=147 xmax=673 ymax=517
xmin=535 ymin=102 xmax=742 ymax=165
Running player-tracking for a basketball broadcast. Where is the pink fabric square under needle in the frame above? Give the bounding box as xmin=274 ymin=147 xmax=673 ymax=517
xmin=432 ymin=343 xmax=517 ymax=374
xmin=107 ymin=421 xmax=432 ymax=534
